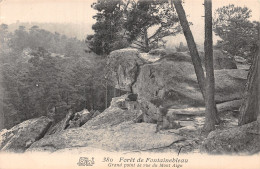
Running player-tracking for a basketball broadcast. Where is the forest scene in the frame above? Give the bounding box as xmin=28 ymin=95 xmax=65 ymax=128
xmin=0 ymin=0 xmax=259 ymax=158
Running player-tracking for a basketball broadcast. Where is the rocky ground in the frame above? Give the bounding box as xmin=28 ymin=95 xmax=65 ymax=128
xmin=1 ymin=95 xmax=257 ymax=155
xmin=1 ymin=48 xmax=259 ymax=155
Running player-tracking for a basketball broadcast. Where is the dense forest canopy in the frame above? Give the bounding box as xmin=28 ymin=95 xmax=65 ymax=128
xmin=0 ymin=24 xmax=119 ymax=128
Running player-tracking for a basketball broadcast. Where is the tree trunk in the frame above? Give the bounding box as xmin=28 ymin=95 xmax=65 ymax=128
xmin=258 ymin=42 xmax=260 ymax=122
xmin=172 ymin=0 xmax=220 ymax=125
xmin=172 ymin=0 xmax=206 ymax=96
xmin=258 ymin=29 xmax=260 ymax=122
xmin=203 ymin=0 xmax=216 ymax=132
xmin=239 ymin=45 xmax=259 ymax=125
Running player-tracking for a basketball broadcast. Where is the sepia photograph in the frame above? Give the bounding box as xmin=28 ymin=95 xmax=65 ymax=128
xmin=0 ymin=0 xmax=259 ymax=168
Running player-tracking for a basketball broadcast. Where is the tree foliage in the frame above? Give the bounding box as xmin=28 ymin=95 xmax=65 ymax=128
xmin=0 ymin=25 xmax=117 ymax=129
xmin=86 ymin=0 xmax=128 ymax=55
xmin=87 ymin=0 xmax=181 ymax=54
xmin=124 ymin=0 xmax=180 ymax=52
xmin=213 ymin=4 xmax=259 ymax=61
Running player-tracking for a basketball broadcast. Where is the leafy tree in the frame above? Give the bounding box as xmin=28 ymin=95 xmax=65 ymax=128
xmin=87 ymin=0 xmax=129 ymax=55
xmin=9 ymin=26 xmax=30 ymax=52
xmin=0 ymin=24 xmax=9 ymax=44
xmin=124 ymin=0 xmax=180 ymax=52
xmin=87 ymin=0 xmax=181 ymax=54
xmin=214 ymin=4 xmax=259 ymax=62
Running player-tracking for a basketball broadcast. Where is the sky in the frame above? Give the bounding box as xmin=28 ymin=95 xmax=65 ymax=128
xmin=0 ymin=0 xmax=259 ymax=46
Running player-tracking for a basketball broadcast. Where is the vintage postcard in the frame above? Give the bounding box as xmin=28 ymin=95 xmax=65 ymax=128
xmin=0 ymin=0 xmax=259 ymax=168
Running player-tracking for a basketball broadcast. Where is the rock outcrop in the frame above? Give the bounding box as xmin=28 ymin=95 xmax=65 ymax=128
xmin=160 ymin=50 xmax=237 ymax=70
xmin=82 ymin=95 xmax=142 ymax=129
xmin=82 ymin=94 xmax=165 ymax=127
xmin=201 ymin=120 xmax=260 ymax=154
xmin=107 ymin=48 xmax=145 ymax=92
xmin=24 ymin=94 xmax=185 ymax=153
xmin=0 ymin=116 xmax=52 ymax=152
xmin=107 ymin=49 xmax=246 ymax=109
xmin=28 ymin=122 xmax=184 ymax=152
xmin=0 ymin=48 xmax=250 ymax=154
xmin=234 ymin=55 xmax=247 ymax=63
xmin=46 ymin=109 xmax=94 ymax=135
xmin=133 ymin=58 xmax=247 ymax=108
xmin=216 ymin=99 xmax=243 ymax=113
xmin=201 ymin=50 xmax=237 ymax=70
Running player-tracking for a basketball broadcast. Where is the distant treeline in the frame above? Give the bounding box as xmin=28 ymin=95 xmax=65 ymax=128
xmin=7 ymin=22 xmax=93 ymax=40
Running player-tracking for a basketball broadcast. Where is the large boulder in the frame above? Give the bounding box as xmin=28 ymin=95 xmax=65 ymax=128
xmin=0 ymin=116 xmax=52 ymax=152
xmin=67 ymin=109 xmax=94 ymax=128
xmin=107 ymin=49 xmax=245 ymax=108
xmin=46 ymin=109 xmax=94 ymax=135
xmin=82 ymin=95 xmax=145 ymax=129
xmin=27 ymin=122 xmax=184 ymax=152
xmin=201 ymin=120 xmax=260 ymax=154
xmin=133 ymin=58 xmax=247 ymax=108
xmin=107 ymin=48 xmax=145 ymax=92
xmin=201 ymin=50 xmax=237 ymax=70
xmin=83 ymin=94 xmax=182 ymax=130
xmin=45 ymin=110 xmax=74 ymax=135
xmin=234 ymin=55 xmax=247 ymax=63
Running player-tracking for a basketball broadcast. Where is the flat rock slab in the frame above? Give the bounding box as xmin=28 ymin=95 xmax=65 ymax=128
xmin=217 ymin=99 xmax=242 ymax=113
xmin=28 ymin=122 xmax=184 ymax=152
xmin=0 ymin=116 xmax=52 ymax=152
xmin=168 ymin=107 xmax=205 ymax=116
xmin=168 ymin=99 xmax=242 ymax=117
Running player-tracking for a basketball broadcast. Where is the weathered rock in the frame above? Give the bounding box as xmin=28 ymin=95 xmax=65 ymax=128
xmin=234 ymin=55 xmax=247 ymax=63
xmin=165 ymin=100 xmax=242 ymax=120
xmin=139 ymin=100 xmax=159 ymax=123
xmin=82 ymin=95 xmax=144 ymax=129
xmin=217 ymin=99 xmax=243 ymax=113
xmin=215 ymin=69 xmax=247 ymax=103
xmin=140 ymin=53 xmax=161 ymax=62
xmin=107 ymin=48 xmax=145 ymax=91
xmin=70 ymin=109 xmax=94 ymax=127
xmin=148 ymin=48 xmax=168 ymax=56
xmin=133 ymin=58 xmax=247 ymax=108
xmin=46 ymin=109 xmax=94 ymax=135
xmin=82 ymin=93 xmax=179 ymax=129
xmin=160 ymin=50 xmax=237 ymax=70
xmin=237 ymin=63 xmax=250 ymax=70
xmin=28 ymin=122 xmax=184 ymax=152
xmin=107 ymin=49 xmax=244 ymax=108
xmin=91 ymin=110 xmax=101 ymax=118
xmin=45 ymin=110 xmax=74 ymax=135
xmin=201 ymin=120 xmax=260 ymax=154
xmin=168 ymin=107 xmax=205 ymax=116
xmin=201 ymin=50 xmax=237 ymax=70
xmin=166 ymin=126 xmax=197 ymax=134
xmin=0 ymin=116 xmax=52 ymax=152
